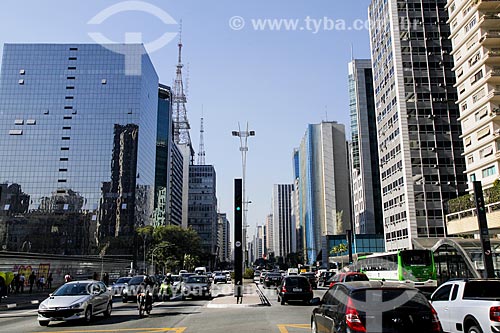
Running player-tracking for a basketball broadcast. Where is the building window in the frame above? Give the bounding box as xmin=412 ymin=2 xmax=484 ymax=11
xmin=471 ymin=174 xmax=476 ymax=182
xmin=475 ymin=106 xmax=488 ymax=121
xmin=480 ymin=145 xmax=494 ymax=158
xmin=9 ymin=129 xmax=22 ymax=135
xmin=465 ymin=136 xmax=472 ymax=147
xmin=471 ymin=69 xmax=483 ymax=85
xmin=477 ymin=126 xmax=490 ymax=140
xmin=467 ymin=155 xmax=474 ymax=164
xmin=482 ymin=165 xmax=496 ymax=178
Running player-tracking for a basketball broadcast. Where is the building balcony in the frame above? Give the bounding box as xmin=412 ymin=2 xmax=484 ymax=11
xmin=480 ymin=30 xmax=500 ymax=47
xmin=446 ymin=201 xmax=500 ymax=235
xmin=477 ymin=0 xmax=500 ymax=12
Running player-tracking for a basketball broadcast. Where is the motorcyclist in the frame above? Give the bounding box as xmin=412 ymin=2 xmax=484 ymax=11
xmin=137 ymin=275 xmax=155 ymax=312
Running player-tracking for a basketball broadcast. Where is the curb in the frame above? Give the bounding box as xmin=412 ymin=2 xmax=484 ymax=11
xmin=0 ymin=299 xmax=40 ymax=310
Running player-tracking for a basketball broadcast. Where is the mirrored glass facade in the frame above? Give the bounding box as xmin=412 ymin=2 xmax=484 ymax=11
xmin=0 ymin=44 xmax=159 ymax=255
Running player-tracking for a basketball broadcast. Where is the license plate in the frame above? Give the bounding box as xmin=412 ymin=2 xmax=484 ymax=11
xmin=293 ymin=288 xmax=301 ymax=292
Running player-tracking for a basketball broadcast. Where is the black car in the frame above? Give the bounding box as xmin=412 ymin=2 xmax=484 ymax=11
xmin=277 ymin=275 xmax=313 ymax=305
xmin=318 ymin=271 xmax=335 ymax=287
xmin=300 ymin=272 xmax=318 ymax=289
xmin=311 ymin=281 xmax=442 ymax=333
xmin=263 ymin=272 xmax=282 ymax=288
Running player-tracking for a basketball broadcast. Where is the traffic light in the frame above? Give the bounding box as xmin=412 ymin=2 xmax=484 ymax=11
xmin=234 ymin=179 xmax=243 ymax=297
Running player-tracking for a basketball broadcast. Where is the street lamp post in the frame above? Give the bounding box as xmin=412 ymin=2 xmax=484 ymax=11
xmin=232 ymin=123 xmax=255 ymax=268
xmin=151 ymin=244 xmax=169 ymax=275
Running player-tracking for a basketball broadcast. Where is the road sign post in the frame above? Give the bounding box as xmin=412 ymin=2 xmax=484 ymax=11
xmin=472 ymin=181 xmax=495 ymax=278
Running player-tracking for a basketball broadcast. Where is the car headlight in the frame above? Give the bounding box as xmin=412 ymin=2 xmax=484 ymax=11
xmin=70 ymin=302 xmax=84 ymax=309
xmin=39 ymin=302 xmax=48 ymax=310
xmin=202 ymin=286 xmax=208 ymax=290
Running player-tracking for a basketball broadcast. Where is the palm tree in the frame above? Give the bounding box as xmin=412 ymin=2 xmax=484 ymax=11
xmin=330 ymin=243 xmax=348 ymax=270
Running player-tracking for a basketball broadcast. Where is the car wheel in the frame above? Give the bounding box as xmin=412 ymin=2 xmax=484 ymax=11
xmin=83 ymin=306 xmax=92 ymax=324
xmin=103 ymin=302 xmax=112 ymax=318
xmin=468 ymin=326 xmax=483 ymax=333
xmin=311 ymin=318 xmax=318 ymax=333
xmin=38 ymin=320 xmax=50 ymax=327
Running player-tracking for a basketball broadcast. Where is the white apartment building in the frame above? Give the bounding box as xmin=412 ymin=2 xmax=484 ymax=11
xmin=447 ymin=0 xmax=500 ymax=190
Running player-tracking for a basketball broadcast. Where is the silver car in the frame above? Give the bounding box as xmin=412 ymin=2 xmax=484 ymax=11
xmin=180 ymin=275 xmax=212 ymax=299
xmin=38 ymin=280 xmax=112 ymax=326
xmin=108 ymin=276 xmax=131 ymax=297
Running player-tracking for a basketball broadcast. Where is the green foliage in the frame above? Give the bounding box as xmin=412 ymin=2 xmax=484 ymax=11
xmin=447 ymin=180 xmax=500 ymax=214
xmin=243 ymin=268 xmax=254 ymax=279
xmin=138 ymin=225 xmax=202 ymax=272
xmin=330 ymin=243 xmax=348 ymax=256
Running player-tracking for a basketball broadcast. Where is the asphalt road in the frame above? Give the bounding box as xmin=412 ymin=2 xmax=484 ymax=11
xmin=0 ymin=283 xmax=327 ymax=333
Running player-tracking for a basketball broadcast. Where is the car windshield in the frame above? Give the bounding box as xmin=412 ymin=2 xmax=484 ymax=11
xmin=345 ymin=274 xmax=369 ymax=282
xmin=128 ymin=276 xmax=145 ymax=285
xmin=115 ymin=277 xmax=131 ymax=284
xmin=53 ymin=283 xmax=91 ymax=296
xmin=285 ymin=277 xmax=309 ymax=287
xmin=400 ymin=250 xmax=432 ymax=266
xmin=351 ymin=288 xmax=429 ymax=310
xmin=186 ymin=276 xmax=207 ymax=284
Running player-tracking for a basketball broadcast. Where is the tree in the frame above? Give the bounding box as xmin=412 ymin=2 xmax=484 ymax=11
xmin=330 ymin=243 xmax=348 ymax=269
xmin=135 ymin=225 xmax=202 ymax=273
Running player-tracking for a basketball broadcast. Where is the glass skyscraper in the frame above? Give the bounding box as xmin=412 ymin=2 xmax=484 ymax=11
xmin=0 ymin=44 xmax=159 ymax=255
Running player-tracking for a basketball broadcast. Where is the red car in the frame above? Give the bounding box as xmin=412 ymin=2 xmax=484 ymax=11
xmin=327 ymin=272 xmax=368 ymax=289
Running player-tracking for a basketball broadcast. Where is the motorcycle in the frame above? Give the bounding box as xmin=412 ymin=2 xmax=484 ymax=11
xmin=137 ymin=290 xmax=153 ymax=317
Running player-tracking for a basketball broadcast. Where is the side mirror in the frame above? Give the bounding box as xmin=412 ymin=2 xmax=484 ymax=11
xmin=310 ymin=297 xmax=322 ymax=306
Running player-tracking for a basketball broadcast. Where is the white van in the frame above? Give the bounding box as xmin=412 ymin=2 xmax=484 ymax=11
xmin=194 ymin=267 xmax=207 ymax=275
xmin=286 ymin=268 xmax=299 ymax=275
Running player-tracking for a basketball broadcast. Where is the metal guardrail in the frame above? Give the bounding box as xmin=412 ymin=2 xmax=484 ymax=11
xmin=446 ymin=201 xmax=500 ymax=221
xmin=254 ymin=283 xmax=271 ymax=306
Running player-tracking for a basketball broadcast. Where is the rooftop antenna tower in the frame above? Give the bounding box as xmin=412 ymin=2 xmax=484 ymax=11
xmin=172 ymin=20 xmax=192 ymax=147
xmin=197 ymin=106 xmax=206 ymax=165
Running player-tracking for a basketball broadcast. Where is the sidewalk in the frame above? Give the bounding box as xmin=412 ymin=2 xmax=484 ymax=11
xmin=207 ymin=280 xmax=269 ymax=308
xmin=0 ymin=289 xmax=53 ymax=311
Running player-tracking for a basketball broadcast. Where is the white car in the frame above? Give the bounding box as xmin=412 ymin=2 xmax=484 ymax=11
xmin=38 ymin=280 xmax=112 ymax=326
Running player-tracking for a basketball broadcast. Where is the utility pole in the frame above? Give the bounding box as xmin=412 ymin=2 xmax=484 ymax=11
xmin=232 ymin=123 xmax=255 ymax=268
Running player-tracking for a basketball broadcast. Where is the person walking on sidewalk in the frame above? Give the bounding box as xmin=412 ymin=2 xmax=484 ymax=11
xmin=28 ymin=272 xmax=36 ymax=293
xmin=19 ymin=274 xmax=25 ymax=293
xmin=39 ymin=276 xmax=45 ymax=290
xmin=47 ymin=273 xmax=53 ymax=289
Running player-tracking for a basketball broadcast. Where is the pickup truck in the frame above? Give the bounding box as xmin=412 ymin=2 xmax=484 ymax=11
xmin=430 ymin=279 xmax=500 ymax=333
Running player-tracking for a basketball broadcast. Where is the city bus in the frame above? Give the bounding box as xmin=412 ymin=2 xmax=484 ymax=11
xmin=356 ymin=249 xmax=437 ymax=288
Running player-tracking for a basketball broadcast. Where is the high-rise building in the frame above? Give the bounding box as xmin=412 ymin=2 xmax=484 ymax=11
xmin=154 ymin=84 xmax=184 ymax=227
xmin=291 ymin=149 xmax=301 ymax=255
xmin=296 ymin=121 xmax=351 ymax=265
xmin=255 ymin=224 xmax=266 ymax=260
xmin=188 ymin=165 xmax=218 ymax=267
xmin=272 ymin=184 xmax=294 ymax=258
xmin=265 ymin=214 xmax=274 ymax=255
xmin=348 ymin=59 xmax=383 ymax=235
xmin=0 ymin=44 xmax=159 ymax=255
xmin=217 ymin=212 xmax=231 ymax=264
xmin=368 ymin=0 xmax=467 ymax=251
xmin=446 ymin=0 xmax=500 ymax=190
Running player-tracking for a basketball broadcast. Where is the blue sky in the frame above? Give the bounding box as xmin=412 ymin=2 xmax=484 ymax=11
xmin=0 ymin=0 xmax=373 ymax=239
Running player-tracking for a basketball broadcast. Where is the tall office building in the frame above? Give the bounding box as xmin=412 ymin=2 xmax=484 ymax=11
xmin=296 ymin=121 xmax=351 ymax=265
xmin=188 ymin=165 xmax=218 ymax=267
xmin=369 ymin=0 xmax=467 ymax=251
xmin=272 ymin=184 xmax=294 ymax=258
xmin=0 ymin=44 xmax=159 ymax=255
xmin=291 ymin=149 xmax=301 ymax=255
xmin=446 ymin=0 xmax=500 ymax=190
xmin=265 ymin=214 xmax=274 ymax=255
xmin=349 ymin=59 xmax=383 ymax=235
xmin=255 ymin=224 xmax=266 ymax=259
xmin=217 ymin=213 xmax=230 ymax=264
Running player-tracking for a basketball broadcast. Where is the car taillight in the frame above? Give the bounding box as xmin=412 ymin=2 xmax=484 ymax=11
xmin=490 ymin=306 xmax=500 ymax=322
xmin=430 ymin=304 xmax=442 ymax=332
xmin=346 ymin=298 xmax=366 ymax=333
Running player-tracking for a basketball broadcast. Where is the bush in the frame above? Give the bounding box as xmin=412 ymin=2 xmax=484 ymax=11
xmin=243 ymin=268 xmax=254 ymax=279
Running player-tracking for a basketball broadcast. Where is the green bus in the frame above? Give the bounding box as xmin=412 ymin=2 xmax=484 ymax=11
xmin=356 ymin=250 xmax=437 ymax=288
